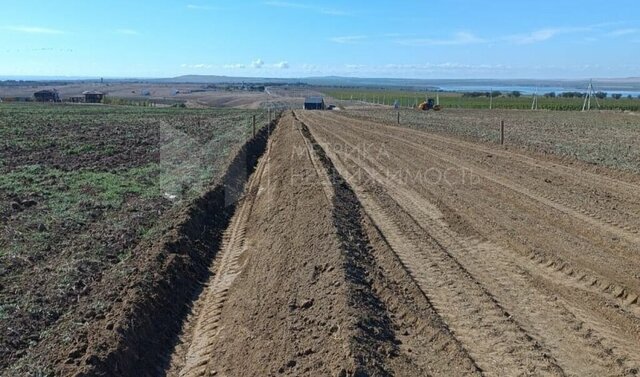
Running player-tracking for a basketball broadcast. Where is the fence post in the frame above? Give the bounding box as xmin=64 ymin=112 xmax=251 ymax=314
xmin=253 ymin=115 xmax=256 ymax=137
xmin=500 ymin=120 xmax=505 ymax=145
xmin=397 ymin=111 xmax=400 ymax=124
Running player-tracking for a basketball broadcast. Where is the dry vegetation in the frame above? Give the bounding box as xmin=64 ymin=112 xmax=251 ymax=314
xmin=345 ymin=107 xmax=640 ymax=174
xmin=0 ymin=103 xmax=267 ymax=373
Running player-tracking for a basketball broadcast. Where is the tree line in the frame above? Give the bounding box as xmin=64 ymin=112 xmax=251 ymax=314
xmin=544 ymin=92 xmax=639 ymax=99
xmin=461 ymin=91 xmax=640 ymax=100
xmin=462 ymin=91 xmax=522 ymax=98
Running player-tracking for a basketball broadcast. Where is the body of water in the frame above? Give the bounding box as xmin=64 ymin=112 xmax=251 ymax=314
xmin=436 ymin=85 xmax=640 ymax=97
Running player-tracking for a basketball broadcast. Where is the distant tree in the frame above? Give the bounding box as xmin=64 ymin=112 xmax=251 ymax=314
xmin=561 ymin=91 xmax=584 ymax=98
xmin=628 ymin=94 xmax=633 ymax=99
xmin=463 ymin=91 xmax=491 ymax=98
xmin=491 ymin=91 xmax=502 ymax=97
xmin=612 ymin=93 xmax=623 ymax=100
xmin=637 ymin=95 xmax=640 ymax=99
xmin=509 ymin=91 xmax=521 ymax=98
xmin=544 ymin=92 xmax=556 ymax=98
xmin=595 ymin=91 xmax=608 ymax=99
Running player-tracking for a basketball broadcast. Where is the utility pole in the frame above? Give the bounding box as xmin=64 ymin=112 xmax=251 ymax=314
xmin=490 ymin=88 xmax=493 ymax=110
xmin=582 ymin=79 xmax=601 ymax=111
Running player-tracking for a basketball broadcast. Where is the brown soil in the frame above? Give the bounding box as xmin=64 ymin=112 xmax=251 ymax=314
xmin=166 ymin=113 xmax=479 ymax=376
xmin=297 ymin=110 xmax=640 ymax=376
xmin=166 ymin=109 xmax=640 ymax=376
xmin=7 ymin=109 xmax=640 ymax=376
xmin=2 ymin=115 xmax=275 ymax=376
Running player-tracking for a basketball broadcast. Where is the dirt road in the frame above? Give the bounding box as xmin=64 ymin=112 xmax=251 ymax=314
xmin=167 ymin=110 xmax=640 ymax=376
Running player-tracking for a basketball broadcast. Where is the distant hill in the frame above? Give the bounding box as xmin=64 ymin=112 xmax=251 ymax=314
xmin=155 ymin=75 xmax=640 ymax=91
xmin=3 ymin=75 xmax=639 ymax=93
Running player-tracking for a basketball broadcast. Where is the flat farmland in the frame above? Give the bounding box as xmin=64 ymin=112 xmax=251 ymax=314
xmin=0 ymin=104 xmax=267 ymax=374
xmin=323 ymin=88 xmax=640 ymax=111
xmin=165 ymin=110 xmax=640 ymax=376
xmin=297 ymin=110 xmax=640 ymax=375
xmin=345 ymin=107 xmax=640 ymax=174
xmin=4 ymin=106 xmax=640 ymax=376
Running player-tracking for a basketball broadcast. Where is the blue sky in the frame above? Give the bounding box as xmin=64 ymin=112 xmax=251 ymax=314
xmin=0 ymin=0 xmax=639 ymax=79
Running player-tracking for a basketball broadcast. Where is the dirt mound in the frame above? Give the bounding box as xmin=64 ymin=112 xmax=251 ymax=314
xmin=165 ymin=113 xmax=479 ymax=376
xmin=4 ymin=118 xmax=277 ymax=376
xmin=10 ymin=108 xmax=640 ymax=375
xmin=298 ymin=109 xmax=640 ymax=375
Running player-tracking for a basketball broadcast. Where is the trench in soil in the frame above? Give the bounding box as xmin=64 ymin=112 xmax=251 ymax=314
xmin=70 ymin=119 xmax=278 ymax=377
xmin=173 ymin=114 xmax=409 ymax=376
xmin=298 ymin=117 xmax=401 ymax=376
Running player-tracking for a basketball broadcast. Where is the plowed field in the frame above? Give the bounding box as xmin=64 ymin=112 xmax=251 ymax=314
xmin=166 ymin=110 xmax=640 ymax=376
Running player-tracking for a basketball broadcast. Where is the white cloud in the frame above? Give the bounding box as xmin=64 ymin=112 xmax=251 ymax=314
xmin=383 ymin=63 xmax=509 ymax=71
xmin=607 ymin=28 xmax=639 ymax=37
xmin=115 ymin=29 xmax=139 ymax=35
xmin=300 ymin=64 xmax=320 ymax=72
xmin=264 ymin=1 xmax=347 ymax=16
xmin=181 ymin=63 xmax=213 ymax=69
xmin=505 ymin=27 xmax=589 ymax=44
xmin=396 ymin=32 xmax=485 ymax=46
xmin=220 ymin=61 xmax=288 ymax=69
xmin=4 ymin=26 xmax=65 ymax=34
xmin=251 ymin=58 xmax=265 ymax=68
xmin=330 ymin=35 xmax=367 ymax=44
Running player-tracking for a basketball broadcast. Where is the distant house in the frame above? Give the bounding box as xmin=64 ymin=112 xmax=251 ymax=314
xmin=83 ymin=91 xmax=105 ymax=103
xmin=34 ymin=89 xmax=60 ymax=102
xmin=70 ymin=95 xmax=85 ymax=103
xmin=304 ymin=96 xmax=325 ymax=110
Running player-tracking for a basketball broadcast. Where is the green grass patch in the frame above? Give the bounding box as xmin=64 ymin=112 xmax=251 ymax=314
xmin=324 ymin=88 xmax=640 ymax=111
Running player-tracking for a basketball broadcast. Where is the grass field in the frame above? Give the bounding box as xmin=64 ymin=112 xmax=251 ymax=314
xmin=0 ymin=103 xmax=267 ymax=370
xmin=323 ymin=88 xmax=640 ymax=111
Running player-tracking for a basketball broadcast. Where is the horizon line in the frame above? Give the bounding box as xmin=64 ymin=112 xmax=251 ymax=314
xmin=1 ymin=74 xmax=640 ymax=82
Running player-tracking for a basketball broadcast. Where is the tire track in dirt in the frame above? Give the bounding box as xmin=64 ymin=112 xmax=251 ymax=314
xmin=320 ymin=111 xmax=640 ymax=314
xmin=304 ymin=111 xmax=640 ymax=318
xmin=303 ymin=111 xmax=640 ymax=317
xmin=323 ymin=112 xmax=640 ymax=240
xmin=173 ymin=113 xmax=482 ymax=376
xmin=300 ymin=110 xmax=640 ymax=375
xmin=337 ymin=111 xmax=640 ymax=195
xmin=295 ymin=118 xmax=334 ymax=203
xmin=297 ymin=112 xmax=568 ymax=376
xmin=178 ymin=140 xmax=270 ymax=377
xmin=296 ymin=116 xmax=483 ymax=376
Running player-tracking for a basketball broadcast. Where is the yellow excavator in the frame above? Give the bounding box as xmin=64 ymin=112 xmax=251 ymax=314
xmin=418 ymin=98 xmax=441 ymax=111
